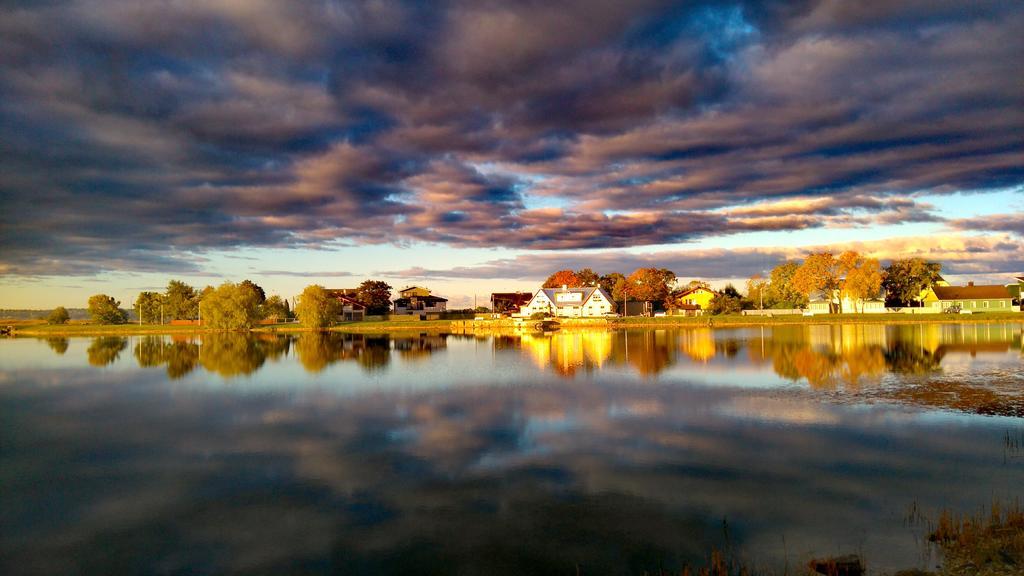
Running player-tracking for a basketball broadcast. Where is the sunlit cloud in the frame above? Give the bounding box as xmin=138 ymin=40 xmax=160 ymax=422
xmin=0 ymin=0 xmax=1020 ymax=283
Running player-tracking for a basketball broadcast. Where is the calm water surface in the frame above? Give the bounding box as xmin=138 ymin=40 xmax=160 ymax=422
xmin=2 ymin=323 xmax=1023 ymax=575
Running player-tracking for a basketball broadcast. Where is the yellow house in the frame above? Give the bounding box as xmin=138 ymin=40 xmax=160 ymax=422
xmin=671 ymin=286 xmax=717 ymax=311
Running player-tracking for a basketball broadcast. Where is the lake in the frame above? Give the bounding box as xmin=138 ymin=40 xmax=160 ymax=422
xmin=2 ymin=323 xmax=1022 ymax=575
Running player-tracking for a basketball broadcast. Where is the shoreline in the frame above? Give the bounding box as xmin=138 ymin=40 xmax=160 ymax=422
xmin=7 ymin=311 xmax=1023 ymax=337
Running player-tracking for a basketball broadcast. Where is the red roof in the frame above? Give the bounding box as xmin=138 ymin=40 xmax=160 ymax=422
xmin=325 ymin=290 xmax=366 ymax=309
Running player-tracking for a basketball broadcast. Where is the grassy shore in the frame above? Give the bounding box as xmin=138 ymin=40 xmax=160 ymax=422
xmin=7 ymin=311 xmax=1021 ymax=336
xmin=606 ymin=311 xmax=1023 ymax=328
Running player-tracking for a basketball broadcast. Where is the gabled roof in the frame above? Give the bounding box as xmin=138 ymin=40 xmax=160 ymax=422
xmin=932 ymin=285 xmax=1012 ymax=300
xmin=533 ymin=286 xmax=613 ymax=308
xmin=674 ymin=286 xmax=717 ymax=298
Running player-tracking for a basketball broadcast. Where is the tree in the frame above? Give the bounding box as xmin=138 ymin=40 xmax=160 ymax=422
xmin=575 ymin=268 xmax=600 ymax=287
xmin=295 ymin=285 xmax=341 ymax=329
xmin=240 ymin=280 xmax=266 ymax=304
xmin=708 ymin=284 xmax=743 ymax=315
xmin=626 ymin=268 xmax=676 ymax=315
xmin=356 ymin=280 xmax=393 ymax=315
xmin=165 ymin=280 xmax=198 ymax=320
xmin=599 ymin=272 xmax=625 ymax=296
xmin=839 ymin=251 xmax=884 ymax=313
xmin=87 ymin=294 xmax=128 ymax=324
xmin=200 ymin=282 xmax=262 ymax=330
xmin=765 ymin=261 xmax=806 ymax=308
xmin=792 ymin=252 xmax=843 ymax=312
xmin=47 ymin=306 xmax=70 ymax=325
xmin=746 ymin=274 xmax=769 ymax=310
xmin=543 ymin=270 xmax=582 ymax=288
xmin=134 ymin=291 xmax=163 ymax=324
xmin=261 ymin=295 xmax=290 ymax=321
xmin=882 ymin=258 xmax=942 ymax=306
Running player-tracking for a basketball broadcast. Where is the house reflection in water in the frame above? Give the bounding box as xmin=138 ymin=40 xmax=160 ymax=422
xmin=47 ymin=324 xmax=1024 ymax=390
xmin=513 ymin=323 xmax=1022 ymax=388
xmin=520 ymin=331 xmax=614 ymax=377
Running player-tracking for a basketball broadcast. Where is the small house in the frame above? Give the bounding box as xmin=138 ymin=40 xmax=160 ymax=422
xmin=490 ymin=292 xmax=533 ymax=315
xmin=393 ymin=286 xmax=448 ymax=316
xmin=667 ymin=286 xmax=717 ymax=315
xmin=325 ymin=289 xmax=366 ymax=321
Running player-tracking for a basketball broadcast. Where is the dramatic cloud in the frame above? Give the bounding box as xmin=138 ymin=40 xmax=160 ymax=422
xmin=948 ymin=212 xmax=1024 ymax=238
xmin=0 ymin=1 xmax=1021 ymax=275
xmin=380 ymin=233 xmax=1024 ymax=282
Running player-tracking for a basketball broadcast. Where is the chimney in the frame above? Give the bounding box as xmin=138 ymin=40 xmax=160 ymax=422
xmin=562 ymin=284 xmax=568 ymax=290
xmin=968 ymin=281 xmax=974 ymax=287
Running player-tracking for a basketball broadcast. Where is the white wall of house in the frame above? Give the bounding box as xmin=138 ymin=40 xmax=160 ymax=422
xmin=519 ymin=289 xmax=614 ymax=318
xmin=578 ymin=290 xmax=613 ymax=317
xmin=520 ymin=291 xmax=554 ymax=317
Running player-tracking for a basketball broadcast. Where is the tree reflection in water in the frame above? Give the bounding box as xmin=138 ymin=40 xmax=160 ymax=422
xmin=199 ymin=333 xmax=290 ymax=377
xmin=86 ymin=337 xmax=128 ymax=366
xmin=134 ymin=336 xmax=201 ymax=379
xmin=293 ymin=332 xmax=394 ymax=373
xmin=45 ymin=337 xmax=69 ymax=355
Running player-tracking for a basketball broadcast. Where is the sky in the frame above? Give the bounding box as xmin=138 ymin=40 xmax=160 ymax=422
xmin=1 ymin=0 xmax=1022 ymax=309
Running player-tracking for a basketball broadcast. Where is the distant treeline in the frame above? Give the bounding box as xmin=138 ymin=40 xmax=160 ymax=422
xmin=1 ymin=308 xmax=93 ymax=321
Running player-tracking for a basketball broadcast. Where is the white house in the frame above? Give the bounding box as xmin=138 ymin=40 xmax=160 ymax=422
xmin=807 ymin=290 xmax=886 ymax=314
xmin=519 ymin=286 xmax=616 ymax=318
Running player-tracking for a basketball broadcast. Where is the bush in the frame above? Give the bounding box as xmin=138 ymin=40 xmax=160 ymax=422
xmin=47 ymin=306 xmax=70 ymax=325
xmin=530 ymin=312 xmax=548 ymax=320
xmin=708 ymin=294 xmax=743 ymax=315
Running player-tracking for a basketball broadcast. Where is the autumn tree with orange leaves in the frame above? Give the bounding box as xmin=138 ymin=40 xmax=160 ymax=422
xmin=542 ymin=269 xmax=583 ymax=288
xmin=839 ymin=251 xmax=884 ymax=313
xmin=626 ymin=267 xmax=676 ymax=315
xmin=792 ymin=252 xmax=843 ymax=312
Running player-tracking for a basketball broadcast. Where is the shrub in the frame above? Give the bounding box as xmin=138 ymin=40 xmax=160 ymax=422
xmin=47 ymin=306 xmax=70 ymax=325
